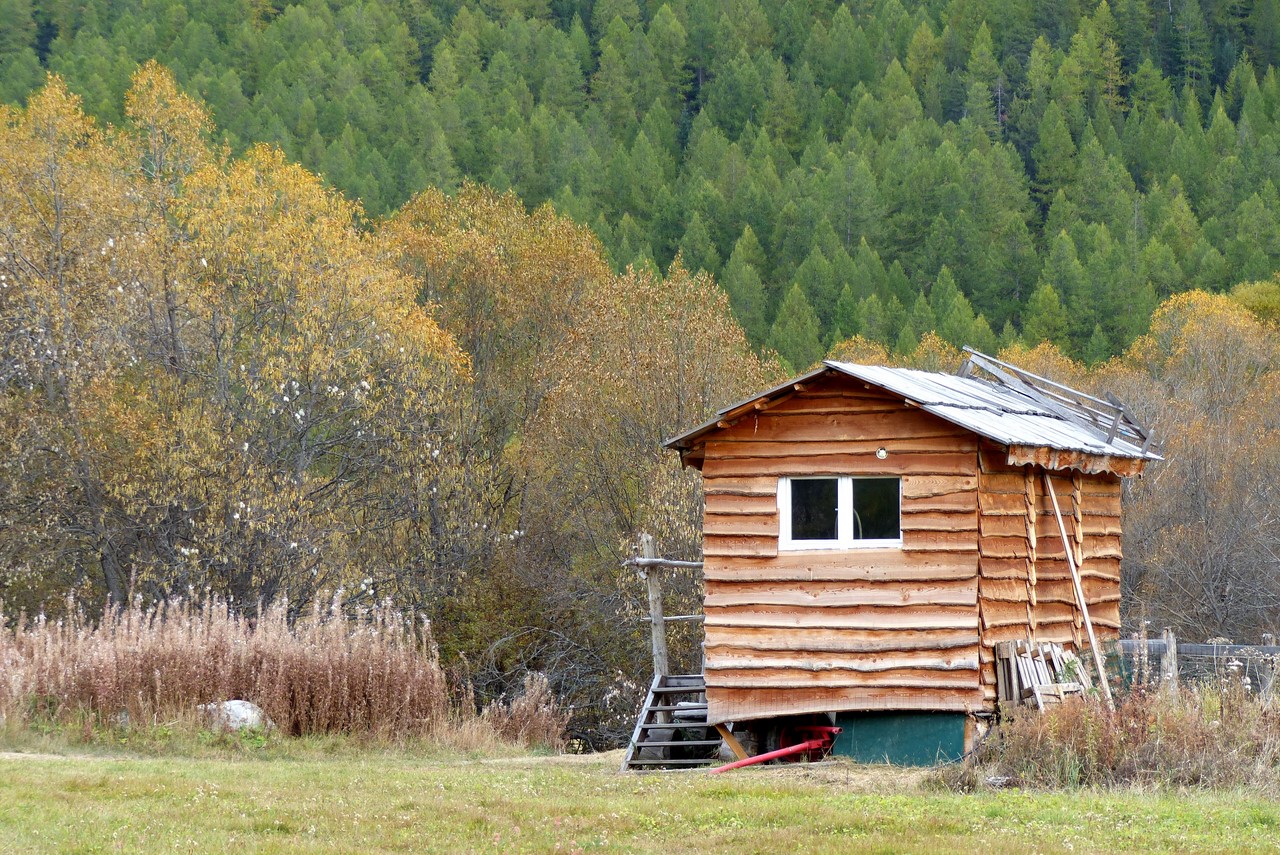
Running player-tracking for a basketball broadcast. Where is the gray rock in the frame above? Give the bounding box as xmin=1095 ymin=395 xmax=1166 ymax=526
xmin=198 ymin=699 xmax=273 ymax=731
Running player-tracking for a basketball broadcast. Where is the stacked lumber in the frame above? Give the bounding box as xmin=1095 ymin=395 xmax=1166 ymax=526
xmin=994 ymin=640 xmax=1092 ymax=711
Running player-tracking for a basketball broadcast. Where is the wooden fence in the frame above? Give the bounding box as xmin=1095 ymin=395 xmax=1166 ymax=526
xmin=1112 ymin=631 xmax=1280 ymax=696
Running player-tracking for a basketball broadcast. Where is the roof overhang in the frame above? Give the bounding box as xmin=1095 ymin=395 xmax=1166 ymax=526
xmin=665 ymin=353 xmax=1161 ymax=478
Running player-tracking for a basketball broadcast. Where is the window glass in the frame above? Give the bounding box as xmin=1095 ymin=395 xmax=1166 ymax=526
xmin=790 ymin=478 xmax=838 ymax=540
xmin=852 ymin=477 xmax=900 ymax=540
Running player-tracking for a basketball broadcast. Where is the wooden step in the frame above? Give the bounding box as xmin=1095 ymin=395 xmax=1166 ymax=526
xmin=621 ymin=673 xmax=721 ymax=772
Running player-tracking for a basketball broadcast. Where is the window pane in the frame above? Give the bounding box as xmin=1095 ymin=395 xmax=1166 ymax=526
xmin=851 ymin=478 xmax=899 ymax=540
xmin=791 ymin=479 xmax=838 ymax=540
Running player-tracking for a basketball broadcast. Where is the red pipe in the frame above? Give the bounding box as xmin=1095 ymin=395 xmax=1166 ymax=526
xmin=709 ymin=736 xmax=830 ymax=774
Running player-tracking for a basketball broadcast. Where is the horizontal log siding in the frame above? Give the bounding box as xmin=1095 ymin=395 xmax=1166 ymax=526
xmin=699 ymin=380 xmax=983 ymax=724
xmin=975 ymin=442 xmax=1123 ymax=696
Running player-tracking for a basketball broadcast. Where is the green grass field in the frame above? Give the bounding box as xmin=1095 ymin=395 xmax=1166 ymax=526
xmin=3 ymin=748 xmax=1280 ymax=854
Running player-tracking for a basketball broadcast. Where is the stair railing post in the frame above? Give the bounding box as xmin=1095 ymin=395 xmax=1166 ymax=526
xmin=641 ymin=534 xmax=670 ymax=679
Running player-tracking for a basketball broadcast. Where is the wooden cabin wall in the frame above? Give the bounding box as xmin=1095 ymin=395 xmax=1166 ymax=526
xmin=698 ymin=378 xmax=985 ymax=725
xmin=976 ymin=442 xmax=1123 ymax=703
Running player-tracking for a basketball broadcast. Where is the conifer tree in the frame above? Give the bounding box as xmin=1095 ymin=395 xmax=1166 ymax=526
xmin=721 ymin=244 xmax=768 ymax=346
xmin=1022 ymin=283 xmax=1070 ymax=349
xmin=678 ymin=211 xmax=721 ymax=275
xmin=767 ymin=283 xmax=824 ymax=372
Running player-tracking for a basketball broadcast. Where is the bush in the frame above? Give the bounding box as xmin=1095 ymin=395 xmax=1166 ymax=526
xmin=0 ymin=595 xmax=566 ymax=750
xmin=946 ymin=683 xmax=1280 ymax=791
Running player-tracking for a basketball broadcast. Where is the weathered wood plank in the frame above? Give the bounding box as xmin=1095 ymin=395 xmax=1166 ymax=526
xmin=978 ymin=578 xmax=1032 ymax=603
xmin=901 ymin=491 xmax=978 ymax=513
xmin=983 ymin=600 xmax=1077 ymax=629
xmin=1078 ymin=496 xmax=1123 ymax=515
xmin=767 ymin=396 xmax=903 ymax=415
xmin=705 ymin=626 xmax=977 ymax=653
xmin=705 ymin=604 xmax=977 ymax=631
xmin=703 ymin=512 xmax=778 ymax=537
xmin=704 ymin=649 xmax=981 ymax=674
xmin=978 ymin=447 xmax=1017 ymax=473
xmin=703 ymin=493 xmax=780 ymax=515
xmin=978 ymin=556 xmax=1028 ymax=579
xmin=704 ymin=685 xmax=985 ymax=724
xmin=902 ymin=531 xmax=977 ymax=552
xmin=705 ymin=437 xmax=978 ymax=456
xmin=902 ymin=474 xmax=979 ymax=498
xmin=901 ymin=510 xmax=979 ymax=532
xmin=1079 ymin=517 xmax=1123 ymax=536
xmin=702 ymin=475 xmax=777 ymax=497
xmin=978 ymin=471 xmax=1029 ymax=493
xmin=978 ymin=535 xmax=1030 ymax=559
xmin=703 ymin=551 xmax=976 ymax=582
xmin=978 ymin=514 xmax=1028 ymax=537
xmin=704 ymin=578 xmax=977 ymax=609
xmin=703 ymin=534 xmax=778 ymax=558
xmin=702 ymin=452 xmax=978 ymax=478
xmin=981 ymin=493 xmax=1027 ymax=515
xmin=1080 ymin=478 xmax=1122 ymax=498
xmin=705 ymin=667 xmax=981 ymax=688
xmin=713 ymin=411 xmax=972 ymax=444
xmin=981 ymin=623 xmax=1063 ymax=645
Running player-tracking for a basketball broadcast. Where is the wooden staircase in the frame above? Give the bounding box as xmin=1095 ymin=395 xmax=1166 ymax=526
xmin=620 ymin=674 xmax=725 ymax=771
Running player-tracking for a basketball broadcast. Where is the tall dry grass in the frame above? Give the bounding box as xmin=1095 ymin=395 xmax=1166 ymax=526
xmin=949 ymin=682 xmax=1280 ymax=791
xmin=0 ymin=595 xmax=566 ymax=750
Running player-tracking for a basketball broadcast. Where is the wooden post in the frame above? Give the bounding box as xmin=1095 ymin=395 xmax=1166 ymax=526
xmin=1044 ymin=473 xmax=1114 ymax=709
xmin=641 ymin=534 xmax=669 ymax=679
xmin=1161 ymin=627 xmax=1178 ymax=689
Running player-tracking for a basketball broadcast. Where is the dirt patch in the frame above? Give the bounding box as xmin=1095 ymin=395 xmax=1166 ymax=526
xmin=740 ymin=758 xmax=935 ymax=792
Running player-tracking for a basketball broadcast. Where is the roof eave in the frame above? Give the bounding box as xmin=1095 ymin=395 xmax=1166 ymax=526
xmin=662 ymin=364 xmax=834 ymax=452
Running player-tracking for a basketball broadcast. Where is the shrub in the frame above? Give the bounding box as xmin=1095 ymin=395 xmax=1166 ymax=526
xmin=0 ymin=595 xmax=566 ymax=750
xmin=947 ymin=683 xmax=1280 ymax=791
xmin=482 ymin=673 xmax=569 ymax=751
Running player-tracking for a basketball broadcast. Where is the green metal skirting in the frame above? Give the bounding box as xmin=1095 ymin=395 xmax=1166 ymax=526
xmin=832 ymin=712 xmax=966 ymax=766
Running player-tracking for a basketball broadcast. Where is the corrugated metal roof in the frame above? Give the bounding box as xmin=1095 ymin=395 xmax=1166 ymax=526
xmin=824 ymin=362 xmax=1160 ymax=461
xmin=665 ymin=358 xmax=1161 ymax=467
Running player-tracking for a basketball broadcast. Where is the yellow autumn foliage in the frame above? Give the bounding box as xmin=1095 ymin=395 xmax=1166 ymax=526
xmin=0 ymin=68 xmax=469 ymax=611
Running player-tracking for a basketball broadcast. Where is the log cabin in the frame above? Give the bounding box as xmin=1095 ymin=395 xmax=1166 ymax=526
xmin=663 ymin=349 xmax=1161 ymax=764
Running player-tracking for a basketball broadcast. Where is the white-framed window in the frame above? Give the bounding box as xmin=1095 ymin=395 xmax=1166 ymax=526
xmin=777 ymin=476 xmax=901 ymax=550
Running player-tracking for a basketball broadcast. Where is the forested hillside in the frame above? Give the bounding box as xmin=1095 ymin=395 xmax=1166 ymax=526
xmin=5 ymin=0 xmax=1280 ymax=367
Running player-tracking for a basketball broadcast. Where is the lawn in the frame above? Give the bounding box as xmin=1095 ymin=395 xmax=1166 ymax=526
xmin=1 ymin=748 xmax=1278 ymax=854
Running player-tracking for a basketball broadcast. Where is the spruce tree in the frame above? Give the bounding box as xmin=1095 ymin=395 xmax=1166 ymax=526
xmin=721 ymin=246 xmax=768 ymax=346
xmin=767 ymin=283 xmax=824 ymax=372
xmin=1022 ymin=283 xmax=1070 ymax=349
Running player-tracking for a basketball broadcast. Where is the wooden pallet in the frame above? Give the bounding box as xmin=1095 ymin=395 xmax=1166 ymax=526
xmin=621 ymin=674 xmax=727 ymax=771
xmin=995 ymin=640 xmax=1093 ymax=712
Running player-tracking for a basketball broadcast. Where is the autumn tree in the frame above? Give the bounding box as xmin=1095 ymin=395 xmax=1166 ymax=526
xmin=0 ymin=68 xmax=469 ymax=614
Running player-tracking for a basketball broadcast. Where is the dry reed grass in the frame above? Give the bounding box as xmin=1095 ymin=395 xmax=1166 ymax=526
xmin=0 ymin=595 xmax=566 ymax=751
xmin=947 ymin=682 xmax=1280 ymax=791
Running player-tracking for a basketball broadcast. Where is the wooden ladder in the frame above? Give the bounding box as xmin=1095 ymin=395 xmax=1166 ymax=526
xmin=620 ymin=674 xmax=724 ymax=771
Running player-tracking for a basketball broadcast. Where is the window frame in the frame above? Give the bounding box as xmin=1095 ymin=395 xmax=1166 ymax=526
xmin=777 ymin=475 xmax=903 ymax=551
